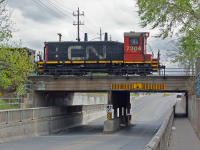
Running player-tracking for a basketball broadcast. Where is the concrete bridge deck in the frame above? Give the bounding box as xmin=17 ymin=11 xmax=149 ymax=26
xmin=30 ymin=75 xmax=193 ymax=92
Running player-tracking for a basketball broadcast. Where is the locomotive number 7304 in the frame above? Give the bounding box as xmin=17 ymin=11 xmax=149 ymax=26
xmin=127 ymin=46 xmax=141 ymax=52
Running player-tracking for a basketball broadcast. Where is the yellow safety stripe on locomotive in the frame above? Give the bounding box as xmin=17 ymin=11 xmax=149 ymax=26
xmin=40 ymin=60 xmax=158 ymax=64
xmin=37 ymin=62 xmax=45 ymax=64
xmin=151 ymin=65 xmax=157 ymax=67
xmin=112 ymin=61 xmax=123 ymax=63
xmin=99 ymin=61 xmax=110 ymax=63
xmin=46 ymin=61 xmax=58 ymax=64
xmin=111 ymin=83 xmax=165 ymax=90
xmin=59 ymin=61 xmax=62 ymax=63
xmin=86 ymin=61 xmax=97 ymax=63
xmin=153 ymin=68 xmax=157 ymax=70
xmin=73 ymin=61 xmax=84 ymax=63
xmin=124 ymin=61 xmax=151 ymax=63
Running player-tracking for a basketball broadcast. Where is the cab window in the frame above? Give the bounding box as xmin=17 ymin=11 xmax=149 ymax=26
xmin=129 ymin=38 xmax=139 ymax=45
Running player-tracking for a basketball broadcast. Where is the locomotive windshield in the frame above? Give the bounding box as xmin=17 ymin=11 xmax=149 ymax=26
xmin=129 ymin=38 xmax=139 ymax=45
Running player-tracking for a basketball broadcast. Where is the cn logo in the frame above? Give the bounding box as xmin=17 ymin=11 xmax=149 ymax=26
xmin=68 ymin=45 xmax=106 ymax=60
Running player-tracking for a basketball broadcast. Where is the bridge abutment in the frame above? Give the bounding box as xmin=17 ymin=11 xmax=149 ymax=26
xmin=104 ymin=91 xmax=131 ymax=133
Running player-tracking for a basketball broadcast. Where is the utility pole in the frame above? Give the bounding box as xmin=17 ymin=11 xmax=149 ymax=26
xmin=97 ymin=27 xmax=104 ymax=41
xmin=73 ymin=7 xmax=84 ymax=42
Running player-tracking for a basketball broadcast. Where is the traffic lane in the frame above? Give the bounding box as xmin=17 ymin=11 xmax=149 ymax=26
xmin=0 ymin=117 xmax=107 ymax=150
xmin=53 ymin=94 xmax=175 ymax=150
xmin=0 ymin=94 xmax=176 ymax=150
xmin=131 ymin=93 xmax=164 ymax=114
xmin=131 ymin=94 xmax=176 ymax=122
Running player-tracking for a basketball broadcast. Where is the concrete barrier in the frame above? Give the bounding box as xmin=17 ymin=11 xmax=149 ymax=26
xmin=143 ymin=105 xmax=175 ymax=150
xmin=0 ymin=105 xmax=106 ymax=143
xmin=33 ymin=92 xmax=108 ymax=108
xmin=182 ymin=95 xmax=200 ymax=139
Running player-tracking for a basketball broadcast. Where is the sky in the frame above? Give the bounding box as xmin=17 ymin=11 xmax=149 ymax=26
xmin=5 ymin=0 xmax=177 ymax=66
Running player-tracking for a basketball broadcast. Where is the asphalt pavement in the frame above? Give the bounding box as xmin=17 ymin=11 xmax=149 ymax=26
xmin=0 ymin=93 xmax=176 ymax=150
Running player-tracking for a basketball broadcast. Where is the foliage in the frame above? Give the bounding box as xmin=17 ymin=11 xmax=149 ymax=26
xmin=163 ymin=94 xmax=173 ymax=96
xmin=165 ymin=30 xmax=200 ymax=74
xmin=0 ymin=46 xmax=35 ymax=93
xmin=0 ymin=0 xmax=15 ymax=43
xmin=136 ymin=0 xmax=200 ymax=41
xmin=186 ymin=76 xmax=195 ymax=95
xmin=0 ymin=1 xmax=35 ymax=93
xmin=130 ymin=93 xmax=139 ymax=96
xmin=173 ymin=31 xmax=200 ymax=75
xmin=0 ymin=99 xmax=18 ymax=109
xmin=87 ymin=73 xmax=114 ymax=76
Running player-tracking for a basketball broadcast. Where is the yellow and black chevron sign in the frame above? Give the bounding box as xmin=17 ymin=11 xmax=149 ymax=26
xmin=107 ymin=112 xmax=111 ymax=120
xmin=111 ymin=83 xmax=165 ymax=90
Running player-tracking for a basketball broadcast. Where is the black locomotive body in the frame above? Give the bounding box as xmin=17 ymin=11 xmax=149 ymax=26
xmin=37 ymin=32 xmax=163 ymax=76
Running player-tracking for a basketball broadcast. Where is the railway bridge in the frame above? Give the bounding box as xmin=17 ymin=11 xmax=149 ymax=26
xmin=30 ymin=75 xmax=192 ymax=133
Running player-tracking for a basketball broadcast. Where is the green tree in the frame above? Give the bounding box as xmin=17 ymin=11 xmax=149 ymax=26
xmin=0 ymin=46 xmax=35 ymax=92
xmin=136 ymin=0 xmax=200 ymax=40
xmin=173 ymin=30 xmax=200 ymax=75
xmin=0 ymin=0 xmax=15 ymax=43
xmin=0 ymin=1 xmax=35 ymax=93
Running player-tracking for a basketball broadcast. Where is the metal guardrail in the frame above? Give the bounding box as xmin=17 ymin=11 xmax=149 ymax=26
xmin=0 ymin=98 xmax=21 ymax=109
xmin=0 ymin=104 xmax=107 ymax=124
xmin=143 ymin=104 xmax=175 ymax=150
xmin=0 ymin=81 xmax=33 ymax=110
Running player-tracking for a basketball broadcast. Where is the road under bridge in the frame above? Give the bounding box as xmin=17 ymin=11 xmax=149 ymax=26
xmin=30 ymin=75 xmax=192 ymax=132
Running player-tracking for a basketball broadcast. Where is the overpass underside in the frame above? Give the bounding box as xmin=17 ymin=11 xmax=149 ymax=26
xmin=31 ymin=76 xmax=192 ymax=92
xmin=30 ymin=75 xmax=192 ymax=132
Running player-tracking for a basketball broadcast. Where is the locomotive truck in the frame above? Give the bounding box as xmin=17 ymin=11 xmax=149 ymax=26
xmin=37 ymin=31 xmax=164 ymax=76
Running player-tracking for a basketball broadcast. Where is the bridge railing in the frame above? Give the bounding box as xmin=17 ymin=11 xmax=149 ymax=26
xmin=35 ymin=67 xmax=195 ymax=77
xmin=143 ymin=104 xmax=175 ymax=150
xmin=0 ymin=104 xmax=107 ymax=124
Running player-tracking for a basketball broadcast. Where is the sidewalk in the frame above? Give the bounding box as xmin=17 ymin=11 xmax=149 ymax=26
xmin=168 ymin=99 xmax=200 ymax=150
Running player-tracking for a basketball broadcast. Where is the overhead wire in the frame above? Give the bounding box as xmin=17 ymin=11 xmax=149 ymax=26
xmin=34 ymin=0 xmax=71 ymax=24
xmin=46 ymin=0 xmax=74 ymax=21
xmin=34 ymin=0 xmax=100 ymax=41
xmin=59 ymin=0 xmax=75 ymax=11
xmin=53 ymin=0 xmax=99 ymax=40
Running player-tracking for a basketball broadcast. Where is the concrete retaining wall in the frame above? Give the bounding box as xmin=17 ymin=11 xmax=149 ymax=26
xmin=33 ymin=92 xmax=108 ymax=108
xmin=181 ymin=95 xmax=200 ymax=138
xmin=0 ymin=109 xmax=106 ymax=143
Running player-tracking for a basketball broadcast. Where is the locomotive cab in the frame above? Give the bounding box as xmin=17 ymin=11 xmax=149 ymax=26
xmin=124 ymin=32 xmax=152 ymax=63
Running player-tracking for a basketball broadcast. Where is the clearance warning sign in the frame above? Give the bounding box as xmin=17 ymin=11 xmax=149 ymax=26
xmin=111 ymin=83 xmax=165 ymax=90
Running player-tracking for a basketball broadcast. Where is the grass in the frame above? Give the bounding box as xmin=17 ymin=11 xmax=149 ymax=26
xmin=0 ymin=100 xmax=19 ymax=110
xmin=163 ymin=94 xmax=173 ymax=96
xmin=88 ymin=92 xmax=108 ymax=94
xmin=130 ymin=93 xmax=139 ymax=96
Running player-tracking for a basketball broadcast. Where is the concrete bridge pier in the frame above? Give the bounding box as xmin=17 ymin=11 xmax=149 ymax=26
xmin=103 ymin=91 xmax=131 ymax=133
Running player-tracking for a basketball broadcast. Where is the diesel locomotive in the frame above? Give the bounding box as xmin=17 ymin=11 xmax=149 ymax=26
xmin=37 ymin=31 xmax=164 ymax=76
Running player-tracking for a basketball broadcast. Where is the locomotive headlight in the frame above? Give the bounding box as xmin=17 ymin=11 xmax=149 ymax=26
xmin=55 ymin=55 xmax=58 ymax=58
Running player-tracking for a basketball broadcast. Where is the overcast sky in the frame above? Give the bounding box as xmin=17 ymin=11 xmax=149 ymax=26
xmin=5 ymin=0 xmax=177 ymax=65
